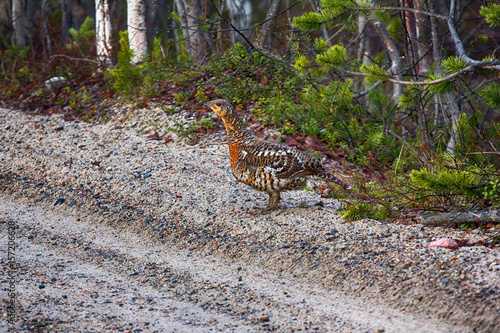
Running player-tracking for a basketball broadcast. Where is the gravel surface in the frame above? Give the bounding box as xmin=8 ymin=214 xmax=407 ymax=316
xmin=0 ymin=106 xmax=499 ymax=332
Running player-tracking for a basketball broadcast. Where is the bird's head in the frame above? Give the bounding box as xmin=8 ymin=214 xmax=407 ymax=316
xmin=203 ymin=99 xmax=235 ymax=119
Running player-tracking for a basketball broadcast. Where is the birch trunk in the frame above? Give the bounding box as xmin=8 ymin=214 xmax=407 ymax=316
xmin=127 ymin=0 xmax=148 ymax=64
xmin=259 ymin=0 xmax=281 ymax=48
xmin=0 ymin=0 xmax=11 ymax=33
xmin=413 ymin=0 xmax=431 ymax=77
xmin=62 ymin=0 xmax=73 ymax=43
xmin=95 ymin=0 xmax=113 ymax=67
xmin=372 ymin=19 xmax=403 ymax=104
xmin=184 ymin=0 xmax=205 ymax=63
xmin=355 ymin=14 xmax=374 ymax=110
xmin=42 ymin=0 xmax=52 ymax=57
xmin=173 ymin=0 xmax=188 ymax=58
xmin=12 ymin=0 xmax=30 ymax=48
xmin=226 ymin=0 xmax=252 ymax=46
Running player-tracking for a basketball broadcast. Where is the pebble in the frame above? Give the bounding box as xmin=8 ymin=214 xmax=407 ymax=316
xmin=54 ymin=198 xmax=65 ymax=206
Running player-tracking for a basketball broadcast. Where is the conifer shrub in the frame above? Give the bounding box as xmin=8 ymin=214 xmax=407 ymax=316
xmin=109 ymin=31 xmax=142 ymax=96
xmin=67 ymin=16 xmax=95 ymax=56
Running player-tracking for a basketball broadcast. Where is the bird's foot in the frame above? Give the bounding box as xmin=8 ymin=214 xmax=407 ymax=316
xmin=252 ymin=205 xmax=279 ymax=214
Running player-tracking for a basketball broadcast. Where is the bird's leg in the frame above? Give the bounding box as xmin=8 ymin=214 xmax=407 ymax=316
xmin=252 ymin=191 xmax=281 ymax=211
xmin=263 ymin=191 xmax=281 ymax=211
xmin=267 ymin=191 xmax=281 ymax=210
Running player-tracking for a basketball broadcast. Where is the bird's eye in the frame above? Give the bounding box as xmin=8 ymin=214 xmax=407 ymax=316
xmin=216 ymin=102 xmax=222 ymax=106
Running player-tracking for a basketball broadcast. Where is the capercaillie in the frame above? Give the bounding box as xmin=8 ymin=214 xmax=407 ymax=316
xmin=204 ymin=99 xmax=351 ymax=210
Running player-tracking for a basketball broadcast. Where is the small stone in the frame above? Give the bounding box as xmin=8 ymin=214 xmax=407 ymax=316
xmin=39 ymin=283 xmax=45 ymax=289
xmin=54 ymin=198 xmax=65 ymax=206
xmin=260 ymin=316 xmax=270 ymax=322
xmin=62 ymin=295 xmax=68 ymax=299
xmin=53 ymin=125 xmax=64 ymax=131
xmin=44 ymin=76 xmax=66 ymax=90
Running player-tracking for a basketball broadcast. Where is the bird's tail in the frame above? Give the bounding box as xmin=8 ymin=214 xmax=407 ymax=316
xmin=317 ymin=172 xmax=352 ymax=191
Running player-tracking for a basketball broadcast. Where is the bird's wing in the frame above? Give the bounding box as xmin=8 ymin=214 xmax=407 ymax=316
xmin=235 ymin=140 xmax=323 ymax=179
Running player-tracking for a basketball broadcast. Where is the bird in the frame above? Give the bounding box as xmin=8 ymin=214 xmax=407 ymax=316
xmin=204 ymin=99 xmax=352 ymax=211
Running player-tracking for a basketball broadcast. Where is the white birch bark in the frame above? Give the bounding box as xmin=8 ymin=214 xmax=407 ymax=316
xmin=372 ymin=18 xmax=403 ymax=104
xmin=414 ymin=0 xmax=431 ymax=76
xmin=12 ymin=0 xmax=28 ymax=47
xmin=95 ymin=0 xmax=112 ymax=67
xmin=226 ymin=0 xmax=252 ymax=46
xmin=184 ymin=0 xmax=205 ymax=63
xmin=127 ymin=0 xmax=148 ymax=64
xmin=42 ymin=0 xmax=52 ymax=57
xmin=259 ymin=0 xmax=282 ymax=48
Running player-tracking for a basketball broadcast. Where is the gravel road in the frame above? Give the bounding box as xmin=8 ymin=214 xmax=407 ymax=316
xmin=0 ymin=105 xmax=499 ymax=332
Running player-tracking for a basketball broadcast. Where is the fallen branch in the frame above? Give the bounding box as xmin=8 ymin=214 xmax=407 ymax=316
xmin=418 ymin=210 xmax=500 ymax=226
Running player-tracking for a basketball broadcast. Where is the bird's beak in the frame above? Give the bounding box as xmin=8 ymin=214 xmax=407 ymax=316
xmin=203 ymin=102 xmax=212 ymax=109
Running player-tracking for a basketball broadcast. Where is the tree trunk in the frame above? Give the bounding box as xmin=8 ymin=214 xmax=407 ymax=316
xmin=401 ymin=0 xmax=417 ymax=80
xmin=259 ymin=0 xmax=281 ymax=48
xmin=95 ymin=0 xmax=113 ymax=67
xmin=146 ymin=0 xmax=157 ymax=44
xmin=12 ymin=0 xmax=32 ymax=48
xmin=127 ymin=0 xmax=148 ymax=64
xmin=62 ymin=0 xmax=73 ymax=43
xmin=445 ymin=93 xmax=461 ymax=154
xmin=184 ymin=0 xmax=205 ymax=63
xmin=173 ymin=0 xmax=188 ymax=58
xmin=355 ymin=14 xmax=374 ymax=110
xmin=0 ymin=0 xmax=11 ymax=32
xmin=226 ymin=0 xmax=252 ymax=46
xmin=41 ymin=0 xmax=52 ymax=57
xmin=413 ymin=0 xmax=432 ymax=77
xmin=372 ymin=18 xmax=403 ymax=104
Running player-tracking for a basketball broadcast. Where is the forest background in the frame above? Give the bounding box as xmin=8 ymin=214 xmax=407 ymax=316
xmin=1 ymin=0 xmax=499 ymax=230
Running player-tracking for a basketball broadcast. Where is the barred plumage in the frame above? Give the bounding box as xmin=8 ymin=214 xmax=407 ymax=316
xmin=204 ymin=99 xmax=351 ymax=210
